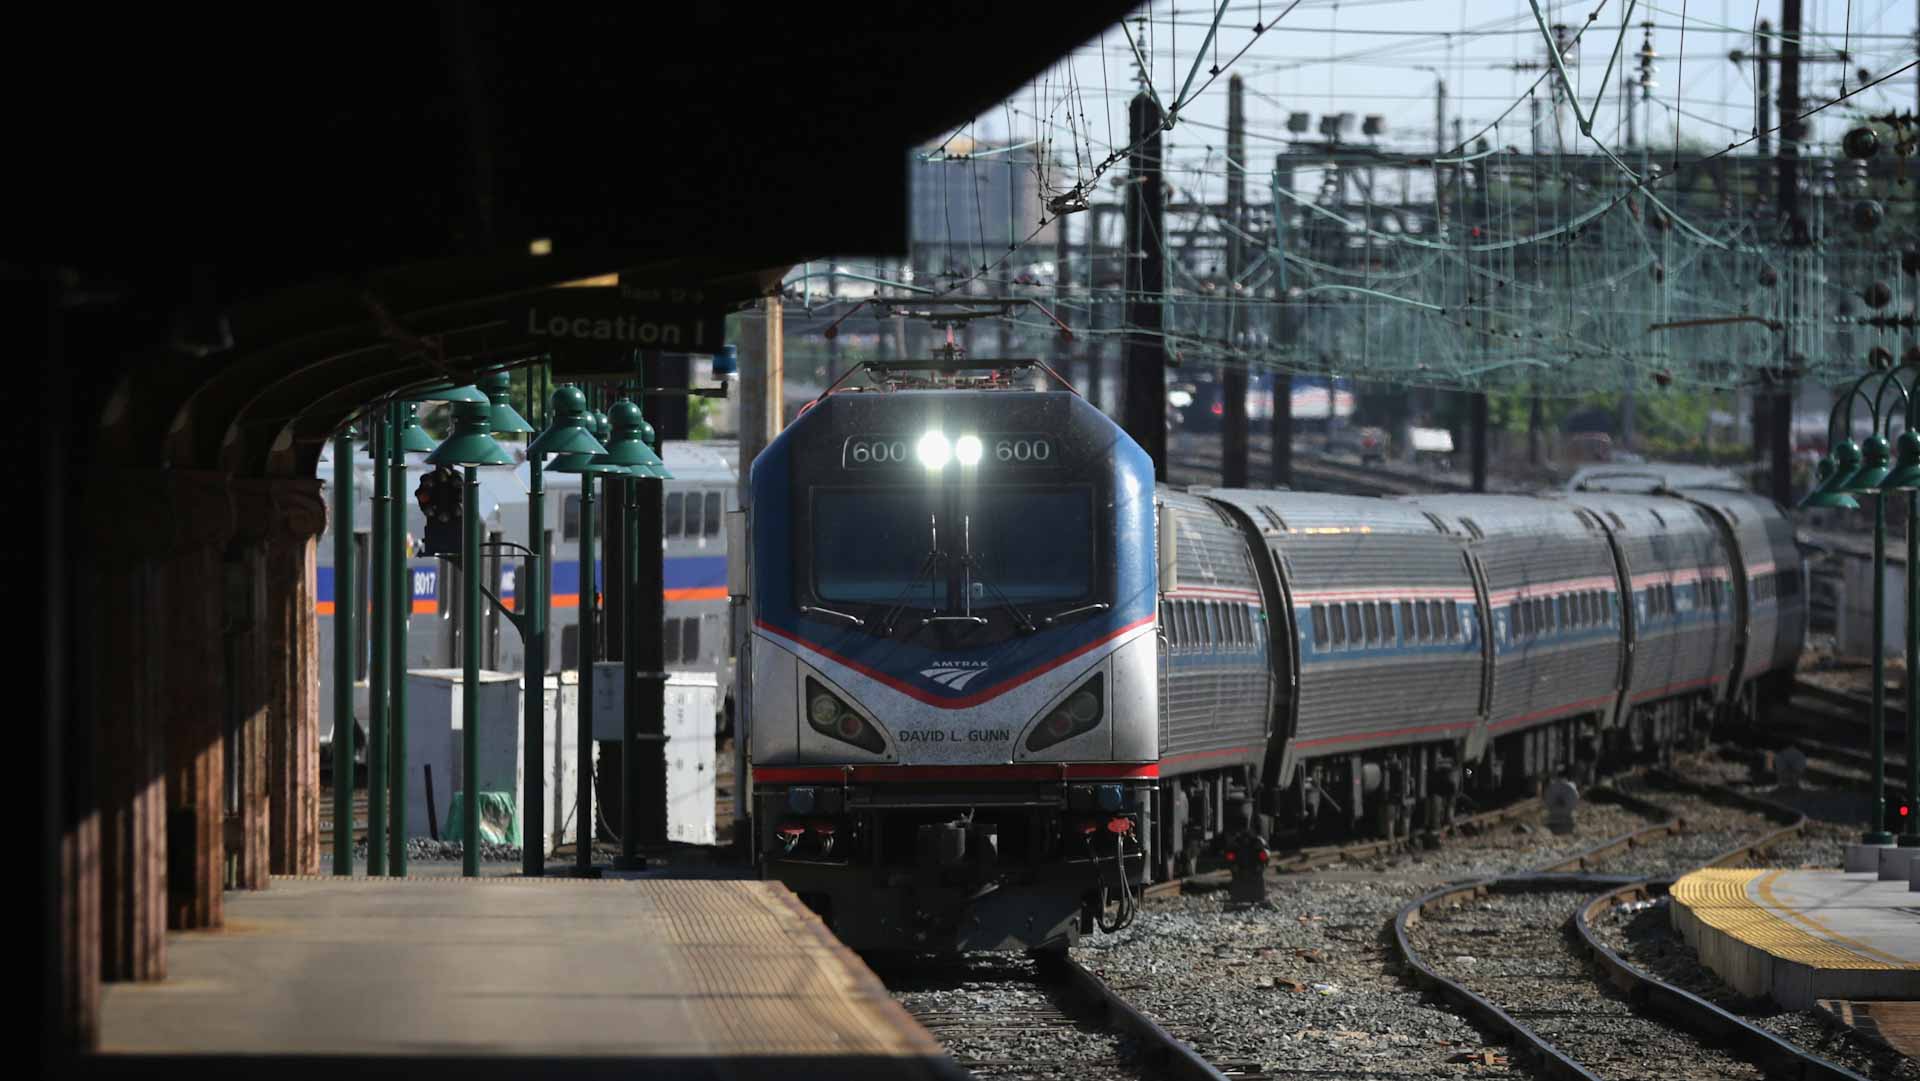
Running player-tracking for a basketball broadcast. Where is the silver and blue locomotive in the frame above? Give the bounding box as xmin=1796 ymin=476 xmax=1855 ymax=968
xmin=744 ymin=362 xmax=1806 ymax=953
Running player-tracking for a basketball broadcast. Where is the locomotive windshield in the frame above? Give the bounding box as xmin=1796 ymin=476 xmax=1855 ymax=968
xmin=810 ymin=485 xmax=1096 ymax=613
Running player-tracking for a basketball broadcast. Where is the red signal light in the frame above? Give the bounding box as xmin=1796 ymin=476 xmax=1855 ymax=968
xmin=1256 ymin=848 xmax=1270 ymax=863
xmin=1225 ymin=849 xmax=1237 ymax=862
xmin=1901 ymin=804 xmax=1911 ymax=817
xmin=1211 ymin=402 xmax=1224 ymax=415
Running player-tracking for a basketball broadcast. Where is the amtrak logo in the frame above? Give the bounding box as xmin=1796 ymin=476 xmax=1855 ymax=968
xmin=920 ymin=662 xmax=990 ymax=690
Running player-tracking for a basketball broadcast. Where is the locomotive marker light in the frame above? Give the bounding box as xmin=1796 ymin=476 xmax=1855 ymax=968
xmin=547 ymin=408 xmax=636 ymax=878
xmin=424 ymin=400 xmax=517 ymax=878
xmin=524 ymin=385 xmax=610 ymax=876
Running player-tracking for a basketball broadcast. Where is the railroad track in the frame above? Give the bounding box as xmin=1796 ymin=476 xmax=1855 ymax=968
xmin=883 ymin=951 xmax=1230 ymax=1081
xmin=1789 ymin=679 xmax=1910 ymax=740
xmin=1391 ymin=774 xmax=1874 ymax=1081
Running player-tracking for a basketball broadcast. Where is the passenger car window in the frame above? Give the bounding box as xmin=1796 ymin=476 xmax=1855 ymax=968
xmin=662 ymin=618 xmax=681 ymax=663
xmin=1445 ymin=602 xmax=1460 ymax=640
xmin=684 ymin=491 xmax=704 ymax=537
xmin=682 ymin=618 xmax=699 ymax=662
xmin=704 ymin=492 xmax=722 ymax=536
xmin=1345 ymin=603 xmax=1363 ymax=644
xmin=1416 ymin=602 xmax=1432 ymax=640
xmin=563 ymin=494 xmax=582 ymax=541
xmin=1311 ymin=604 xmax=1329 ymax=647
xmin=664 ymin=493 xmax=684 ymax=536
xmin=1329 ymin=605 xmax=1346 ymax=646
xmin=1362 ymin=603 xmax=1379 ymax=644
xmin=1400 ymin=601 xmax=1414 ymax=642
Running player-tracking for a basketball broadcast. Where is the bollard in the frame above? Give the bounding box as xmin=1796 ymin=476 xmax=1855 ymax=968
xmin=1774 ymin=747 xmax=1808 ymax=789
xmin=1544 ymin=779 xmax=1578 ymax=836
xmin=1226 ymin=833 xmax=1270 ymax=903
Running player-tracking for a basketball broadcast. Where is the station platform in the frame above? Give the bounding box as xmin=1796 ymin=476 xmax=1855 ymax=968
xmin=1670 ymin=867 xmax=1920 ymax=1010
xmin=91 ymin=874 xmax=963 ymax=1080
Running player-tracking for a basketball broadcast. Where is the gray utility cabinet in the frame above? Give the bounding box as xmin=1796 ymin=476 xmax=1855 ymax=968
xmin=591 ymin=664 xmax=718 ymax=846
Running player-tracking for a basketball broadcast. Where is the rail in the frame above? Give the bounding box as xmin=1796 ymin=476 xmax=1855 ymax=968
xmin=1388 ymin=777 xmax=1865 ymax=1081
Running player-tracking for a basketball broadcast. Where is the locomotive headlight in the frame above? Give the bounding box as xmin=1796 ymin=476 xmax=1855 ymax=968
xmin=1025 ymin=673 xmax=1105 ymax=752
xmin=918 ymin=431 xmax=951 ymax=470
xmin=954 ymin=434 xmax=983 ymax=466
xmin=808 ymin=693 xmax=840 ymax=728
xmin=804 ymin=676 xmax=887 ymax=753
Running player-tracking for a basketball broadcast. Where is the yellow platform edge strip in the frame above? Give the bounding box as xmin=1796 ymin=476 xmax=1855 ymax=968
xmin=1671 ymin=869 xmax=1914 ymax=972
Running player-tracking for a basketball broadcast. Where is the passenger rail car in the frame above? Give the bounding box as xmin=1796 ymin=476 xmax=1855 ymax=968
xmin=315 ymin=440 xmax=738 ymax=749
xmin=742 ymin=370 xmax=1807 ymax=954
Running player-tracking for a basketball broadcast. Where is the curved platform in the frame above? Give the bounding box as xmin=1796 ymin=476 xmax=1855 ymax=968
xmin=1670 ymin=867 xmax=1920 ymax=1010
xmin=93 ymin=875 xmax=961 ymax=1080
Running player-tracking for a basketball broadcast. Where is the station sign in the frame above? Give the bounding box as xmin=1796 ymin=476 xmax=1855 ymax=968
xmin=513 ymin=287 xmax=723 ymax=346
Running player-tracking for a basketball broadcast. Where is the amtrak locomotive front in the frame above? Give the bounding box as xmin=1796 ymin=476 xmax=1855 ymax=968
xmin=747 ymin=378 xmax=1160 ymax=950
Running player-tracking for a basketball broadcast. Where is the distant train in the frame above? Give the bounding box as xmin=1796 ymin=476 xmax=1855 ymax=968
xmin=315 ymin=440 xmax=738 ymax=752
xmin=741 ymin=362 xmax=1807 ymax=953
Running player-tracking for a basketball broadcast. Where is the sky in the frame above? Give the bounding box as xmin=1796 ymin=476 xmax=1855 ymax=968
xmin=963 ymin=0 xmax=1920 ymax=210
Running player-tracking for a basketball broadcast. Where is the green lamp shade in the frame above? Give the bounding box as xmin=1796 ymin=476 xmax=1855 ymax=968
xmin=479 ymin=371 xmax=534 ymax=434
xmin=1800 ymin=456 xmax=1861 ymax=509
xmin=549 ymin=409 xmax=634 ymax=475
xmin=1882 ymin=430 xmax=1920 ymax=490
xmin=595 ymin=400 xmax=673 ymax=479
xmin=1822 ymin=439 xmax=1864 ymax=493
xmin=527 ymin=385 xmax=609 ymax=458
xmin=412 ymin=383 xmax=491 ymax=404
xmin=397 ymin=404 xmax=438 ymax=453
xmin=1843 ymin=434 xmax=1892 ymax=493
xmin=425 ymin=401 xmax=516 ymax=467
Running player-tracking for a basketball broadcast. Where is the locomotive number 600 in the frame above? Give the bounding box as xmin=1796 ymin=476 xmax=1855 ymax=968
xmin=995 ymin=437 xmax=1053 ymax=463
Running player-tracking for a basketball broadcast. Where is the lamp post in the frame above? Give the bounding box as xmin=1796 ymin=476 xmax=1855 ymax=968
xmin=424 ymin=399 xmax=516 ymax=877
xmin=595 ymin=400 xmax=672 ymax=871
xmin=388 ymin=402 xmax=436 ymax=876
xmin=1801 ymin=368 xmax=1912 ymax=852
xmin=525 ymin=385 xmax=608 ymax=875
xmin=1881 ymin=423 xmax=1920 ymax=850
xmin=367 ymin=411 xmax=391 ymax=876
xmin=549 ymin=407 xmax=635 ymax=876
xmin=331 ymin=426 xmax=357 ymax=875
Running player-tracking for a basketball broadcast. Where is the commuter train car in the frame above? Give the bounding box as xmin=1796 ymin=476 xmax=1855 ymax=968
xmin=315 ymin=439 xmax=739 ymax=752
xmin=742 ymin=363 xmax=1807 ymax=953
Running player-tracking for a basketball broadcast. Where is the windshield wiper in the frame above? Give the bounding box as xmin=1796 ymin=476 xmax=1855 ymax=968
xmin=879 ymin=514 xmax=945 ymax=636
xmin=800 ymin=605 xmax=865 ymax=628
xmin=1041 ymin=602 xmax=1110 ymax=627
xmin=959 ymin=513 xmax=1037 ymax=634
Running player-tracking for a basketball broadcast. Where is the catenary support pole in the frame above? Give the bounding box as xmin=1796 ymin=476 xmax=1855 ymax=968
xmin=367 ymin=413 xmax=389 ymax=876
xmin=1122 ymin=92 xmax=1167 ymax=480
xmin=1771 ymin=0 xmax=1803 ymax=507
xmin=1222 ymin=74 xmax=1249 ymax=489
xmin=462 ymin=465 xmax=482 ymax=877
xmin=388 ymin=402 xmax=409 ymax=875
xmin=331 ymin=428 xmax=356 ymax=875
